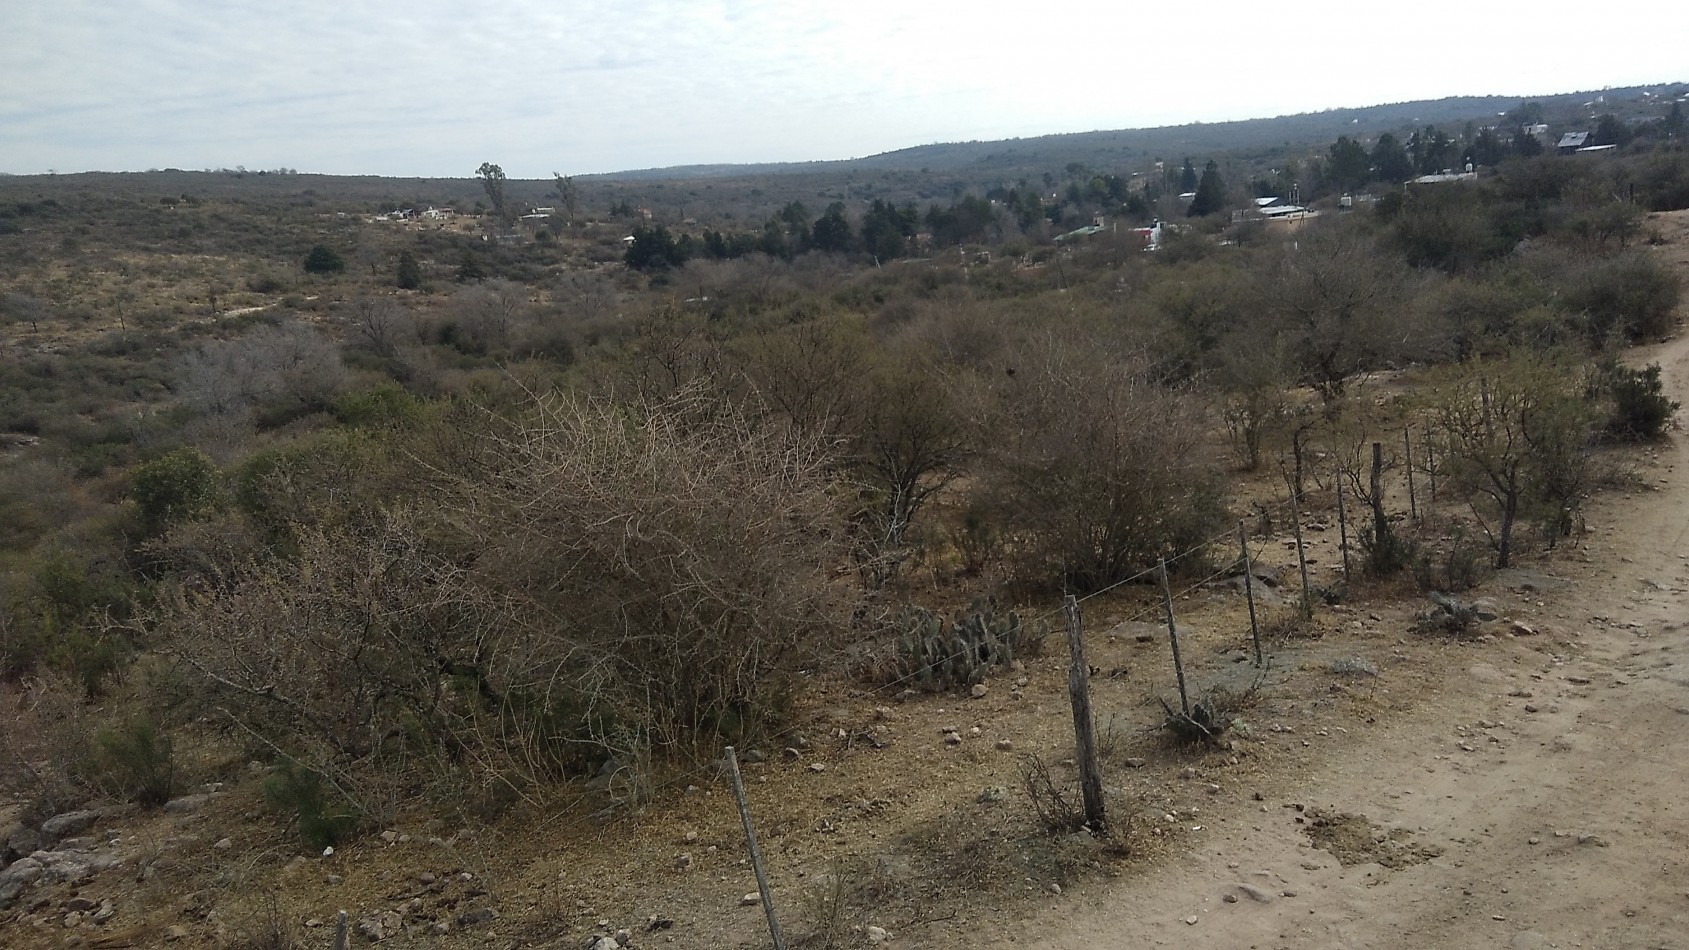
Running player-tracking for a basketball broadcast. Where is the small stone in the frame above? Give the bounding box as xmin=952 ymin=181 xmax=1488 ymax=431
xmin=165 ymin=925 xmax=189 ymax=942
xmin=1566 ymin=676 xmax=1591 ymax=685
xmin=1252 ymin=791 xmax=1265 ymax=801
xmin=213 ymin=837 xmax=232 ymax=851
xmin=1125 ymin=758 xmax=1147 ymax=769
xmin=1236 ymin=883 xmax=1274 ymax=904
xmin=866 ymin=925 xmax=891 ymax=943
xmin=977 ymin=786 xmax=1007 ymax=804
xmin=454 ymin=908 xmax=495 ymax=928
xmin=418 ymin=872 xmax=436 ymax=884
xmin=995 ymin=738 xmax=1013 ymax=751
xmin=1047 ymin=882 xmax=1061 ymax=895
xmin=92 ymin=900 xmax=114 ymax=924
xmin=944 ymin=733 xmax=962 ymax=746
xmin=742 ymin=749 xmax=766 ymax=764
xmin=324 ymin=874 xmax=343 ymax=885
xmin=674 ymin=853 xmax=691 ymax=871
xmin=806 ymin=763 xmax=826 ymax=773
xmin=65 ymin=897 xmax=96 ymax=913
xmin=1181 ymin=767 xmax=1198 ymax=779
xmin=1281 ymin=889 xmax=1297 ymax=898
xmin=304 ymin=918 xmax=323 ymax=929
xmin=740 ymin=892 xmax=761 ymax=906
xmin=1577 ymin=834 xmax=1609 ymax=847
xmin=1184 ymin=915 xmax=1199 ymax=925
xmin=1223 ymin=894 xmax=1239 ymax=903
xmin=783 ymin=747 xmax=802 ymax=760
xmin=380 ymin=830 xmax=399 ymax=843
xmin=1524 ymin=704 xmax=1539 ymax=713
xmin=970 ymin=684 xmax=989 ymax=699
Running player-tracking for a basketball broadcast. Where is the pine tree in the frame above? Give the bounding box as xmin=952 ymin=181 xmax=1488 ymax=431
xmin=1187 ymin=161 xmax=1226 ymax=217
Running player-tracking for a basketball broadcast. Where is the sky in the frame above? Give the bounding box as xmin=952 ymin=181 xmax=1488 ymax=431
xmin=3 ymin=1 xmax=1686 ymax=179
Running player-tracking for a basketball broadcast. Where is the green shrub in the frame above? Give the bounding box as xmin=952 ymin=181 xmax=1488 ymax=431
xmin=262 ymin=761 xmax=362 ymax=851
xmin=95 ymin=718 xmax=175 ymax=807
xmin=1590 ymin=360 xmax=1679 ymax=440
xmin=130 ymin=448 xmax=219 ymax=534
xmin=302 ymin=244 xmax=345 ymax=275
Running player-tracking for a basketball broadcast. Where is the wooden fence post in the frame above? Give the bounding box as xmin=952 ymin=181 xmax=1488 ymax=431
xmin=725 ymin=747 xmax=787 ymax=950
xmin=1237 ymin=522 xmax=1262 ymax=668
xmin=334 ymin=911 xmax=348 ymax=950
xmin=1404 ymin=427 xmax=1418 ymax=520
xmin=1335 ymin=466 xmax=1352 ymax=582
xmin=1063 ymin=596 xmax=1106 ymax=833
xmin=1158 ymin=561 xmax=1191 ymax=714
xmin=1291 ymin=493 xmax=1312 ymax=620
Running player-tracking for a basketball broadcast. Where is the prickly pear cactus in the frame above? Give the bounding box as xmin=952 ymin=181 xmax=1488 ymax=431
xmin=895 ymin=599 xmax=1048 ymax=692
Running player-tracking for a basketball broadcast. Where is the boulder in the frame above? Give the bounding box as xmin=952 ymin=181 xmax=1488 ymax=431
xmin=0 ymin=856 xmax=45 ymax=910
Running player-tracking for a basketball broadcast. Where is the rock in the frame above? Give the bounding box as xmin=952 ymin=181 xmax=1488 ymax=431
xmin=969 ymin=684 xmax=989 ymax=699
xmin=674 ymin=853 xmax=691 ymax=871
xmin=213 ymin=838 xmax=232 ymax=851
xmin=976 ymin=786 xmax=1007 ymax=804
xmin=380 ymin=830 xmax=399 ymax=843
xmin=358 ymin=911 xmax=403 ymax=942
xmin=741 ymin=749 xmax=766 ymax=764
xmin=162 ymin=795 xmax=214 ymax=815
xmin=1046 ymin=882 xmax=1062 ymax=895
xmin=1223 ymin=893 xmax=1238 ymax=903
xmin=65 ymin=897 xmax=96 ymax=912
xmin=866 ymin=925 xmax=891 ymax=942
xmin=1124 ymin=758 xmax=1147 ymax=769
xmin=65 ymin=910 xmax=84 ymax=927
xmin=325 ymin=874 xmax=343 ymax=885
xmin=586 ymin=937 xmax=621 ymax=950
xmin=1331 ymin=656 xmax=1378 ymax=677
xmin=418 ymin=872 xmax=436 ymax=884
xmin=740 ymin=892 xmax=761 ymax=906
xmin=92 ymin=899 xmax=114 ymax=924
xmin=305 ymin=918 xmax=323 ymax=929
xmin=783 ymin=747 xmax=802 ymax=760
xmin=3 ymin=825 xmax=41 ymax=863
xmin=40 ymin=811 xmax=100 ymax=844
xmin=1577 ymin=833 xmax=1610 ymax=847
xmin=428 ymin=922 xmax=449 ymax=936
xmin=1184 ymin=915 xmax=1199 ymax=925
xmin=1509 ymin=621 xmax=1537 ymax=636
xmin=165 ymin=925 xmax=189 ymax=942
xmin=1235 ymin=883 xmax=1274 ymax=904
xmin=995 ymin=739 xmax=1013 ymax=751
xmin=806 ymin=763 xmax=826 ymax=773
xmin=32 ymin=849 xmax=120 ymax=887
xmin=944 ymin=733 xmax=962 ymax=746
xmin=455 ymin=908 xmax=496 ymax=928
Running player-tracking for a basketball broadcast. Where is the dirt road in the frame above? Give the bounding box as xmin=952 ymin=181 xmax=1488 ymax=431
xmin=975 ymin=234 xmax=1689 ymax=950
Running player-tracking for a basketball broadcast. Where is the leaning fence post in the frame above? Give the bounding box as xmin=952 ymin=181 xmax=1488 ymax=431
xmin=1237 ymin=522 xmax=1262 ymax=668
xmin=725 ymin=747 xmax=787 ymax=950
xmin=1063 ymin=596 xmax=1106 ymax=833
xmin=334 ymin=911 xmax=348 ymax=950
xmin=1159 ymin=560 xmax=1191 ymax=715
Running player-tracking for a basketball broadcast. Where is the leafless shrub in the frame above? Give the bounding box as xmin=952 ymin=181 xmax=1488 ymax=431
xmin=1018 ymin=753 xmax=1086 ymax=834
xmin=177 ymin=320 xmax=347 ymax=423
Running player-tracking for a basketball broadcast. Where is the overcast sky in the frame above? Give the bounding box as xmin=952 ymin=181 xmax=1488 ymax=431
xmin=3 ymin=1 xmax=1685 ymax=178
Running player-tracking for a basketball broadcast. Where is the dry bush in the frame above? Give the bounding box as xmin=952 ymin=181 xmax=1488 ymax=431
xmin=975 ymin=336 xmax=1223 ymax=592
xmin=456 ymin=386 xmax=853 ymax=758
xmin=153 ymin=385 xmax=853 ymax=822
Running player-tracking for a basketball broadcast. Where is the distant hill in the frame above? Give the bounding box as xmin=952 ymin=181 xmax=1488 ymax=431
xmin=590 ymin=84 xmax=1683 ymax=184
